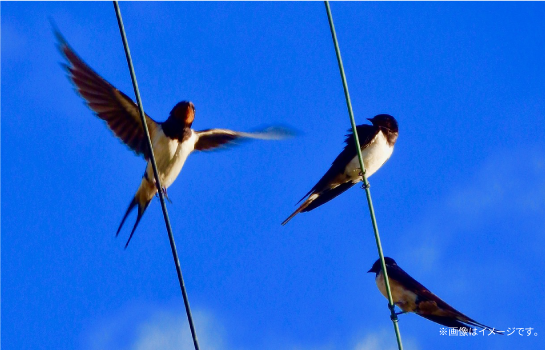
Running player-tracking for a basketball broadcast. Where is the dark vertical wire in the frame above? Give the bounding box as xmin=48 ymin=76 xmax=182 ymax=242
xmin=112 ymin=2 xmax=200 ymax=349
xmin=324 ymin=2 xmax=404 ymax=349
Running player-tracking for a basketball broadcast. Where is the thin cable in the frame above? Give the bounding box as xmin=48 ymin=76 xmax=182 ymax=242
xmin=112 ymin=3 xmax=200 ymax=349
xmin=324 ymin=2 xmax=403 ymax=349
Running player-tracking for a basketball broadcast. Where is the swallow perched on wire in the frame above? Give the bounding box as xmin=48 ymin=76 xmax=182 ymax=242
xmin=56 ymin=30 xmax=291 ymax=248
xmin=282 ymin=114 xmax=398 ymax=225
xmin=368 ymin=257 xmax=502 ymax=334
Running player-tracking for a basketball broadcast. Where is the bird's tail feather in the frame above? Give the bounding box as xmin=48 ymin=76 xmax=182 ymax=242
xmin=116 ymin=181 xmax=155 ymax=248
xmin=124 ymin=200 xmax=150 ymax=249
xmin=420 ymin=314 xmax=502 ymax=334
xmin=464 ymin=318 xmax=503 ymax=334
xmin=281 ymin=196 xmax=315 ymax=226
xmin=117 ymin=197 xmax=138 ymax=237
xmin=420 ymin=314 xmax=471 ymax=331
xmin=282 ymin=182 xmax=355 ymax=226
xmin=303 ymin=182 xmax=355 ymax=212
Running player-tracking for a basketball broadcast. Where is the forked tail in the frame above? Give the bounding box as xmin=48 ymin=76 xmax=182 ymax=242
xmin=116 ymin=182 xmax=154 ymax=248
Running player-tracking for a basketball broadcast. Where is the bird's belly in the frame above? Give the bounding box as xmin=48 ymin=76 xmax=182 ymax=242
xmin=376 ymin=274 xmax=418 ymax=312
xmin=146 ymin=130 xmax=196 ymax=188
xmin=345 ymin=132 xmax=393 ymax=181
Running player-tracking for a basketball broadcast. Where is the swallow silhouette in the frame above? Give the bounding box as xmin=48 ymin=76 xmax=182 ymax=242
xmin=282 ymin=114 xmax=398 ymax=225
xmin=56 ymin=30 xmax=291 ymax=248
xmin=368 ymin=257 xmax=502 ymax=334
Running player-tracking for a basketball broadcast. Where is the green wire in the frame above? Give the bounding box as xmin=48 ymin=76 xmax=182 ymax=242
xmin=324 ymin=2 xmax=404 ymax=349
xmin=112 ymin=3 xmax=201 ymax=350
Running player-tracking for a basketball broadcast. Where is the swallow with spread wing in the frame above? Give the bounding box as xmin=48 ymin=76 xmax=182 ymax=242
xmin=56 ymin=30 xmax=290 ymax=248
xmin=368 ymin=257 xmax=502 ymax=334
xmin=282 ymin=114 xmax=398 ymax=225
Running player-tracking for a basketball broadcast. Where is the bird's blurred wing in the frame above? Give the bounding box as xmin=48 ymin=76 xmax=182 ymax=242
xmin=194 ymin=126 xmax=292 ymax=151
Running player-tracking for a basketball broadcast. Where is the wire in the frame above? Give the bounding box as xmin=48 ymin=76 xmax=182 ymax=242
xmin=324 ymin=2 xmax=404 ymax=349
xmin=112 ymin=2 xmax=201 ymax=349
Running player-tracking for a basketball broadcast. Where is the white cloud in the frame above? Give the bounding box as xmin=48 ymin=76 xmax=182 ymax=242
xmin=353 ymin=329 xmax=419 ymax=350
xmin=133 ymin=309 xmax=224 ymax=350
xmin=83 ymin=304 xmax=420 ymax=350
xmin=83 ymin=303 xmax=225 ymax=350
xmin=81 ymin=150 xmax=543 ymax=350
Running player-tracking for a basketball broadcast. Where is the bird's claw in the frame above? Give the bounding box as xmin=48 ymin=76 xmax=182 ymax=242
xmin=387 ymin=304 xmax=405 ymax=320
xmin=358 ymin=171 xmax=370 ymax=189
xmin=156 ymin=187 xmax=172 ymax=203
xmin=162 ymin=187 xmax=172 ymax=203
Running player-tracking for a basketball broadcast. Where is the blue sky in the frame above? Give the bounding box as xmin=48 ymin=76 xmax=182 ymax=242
xmin=2 ymin=2 xmax=545 ymax=350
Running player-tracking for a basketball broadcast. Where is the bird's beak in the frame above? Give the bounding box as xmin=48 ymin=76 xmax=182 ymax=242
xmin=367 ymin=268 xmax=373 ymax=273
xmin=367 ymin=118 xmax=373 ymax=122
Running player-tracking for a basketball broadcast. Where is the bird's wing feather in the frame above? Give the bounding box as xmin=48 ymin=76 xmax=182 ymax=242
xmin=194 ymin=127 xmax=291 ymax=151
xmin=56 ymin=30 xmax=158 ymax=159
xmin=299 ymin=125 xmax=378 ymax=202
xmin=388 ymin=266 xmax=500 ymax=333
xmin=387 ymin=265 xmax=458 ymax=313
xmin=302 ymin=182 xmax=355 ymax=212
xmin=419 ymin=314 xmax=473 ymax=330
xmin=281 ymin=182 xmax=356 ymax=225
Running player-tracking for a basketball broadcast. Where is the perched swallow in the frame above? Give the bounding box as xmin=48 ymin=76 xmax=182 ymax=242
xmin=282 ymin=115 xmax=398 ymax=225
xmin=56 ymin=30 xmax=290 ymax=248
xmin=368 ymin=257 xmax=502 ymax=334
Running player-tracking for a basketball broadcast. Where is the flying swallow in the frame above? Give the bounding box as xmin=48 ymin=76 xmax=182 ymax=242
xmin=368 ymin=257 xmax=502 ymax=334
xmin=282 ymin=115 xmax=398 ymax=225
xmin=56 ymin=30 xmax=291 ymax=248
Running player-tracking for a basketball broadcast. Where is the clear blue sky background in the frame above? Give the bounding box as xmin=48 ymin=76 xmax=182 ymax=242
xmin=3 ymin=2 xmax=545 ymax=350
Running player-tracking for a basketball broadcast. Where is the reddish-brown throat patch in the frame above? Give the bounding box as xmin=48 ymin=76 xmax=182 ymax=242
xmin=170 ymin=101 xmax=195 ymax=126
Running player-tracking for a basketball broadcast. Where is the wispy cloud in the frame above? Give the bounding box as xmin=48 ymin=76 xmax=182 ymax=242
xmin=83 ymin=304 xmax=419 ymax=350
xmin=81 ymin=150 xmax=544 ymax=350
xmin=400 ymin=148 xmax=545 ymax=270
xmin=446 ymin=149 xmax=545 ymax=219
xmin=83 ymin=303 xmax=225 ymax=350
xmin=353 ymin=329 xmax=419 ymax=350
xmin=132 ymin=310 xmax=224 ymax=350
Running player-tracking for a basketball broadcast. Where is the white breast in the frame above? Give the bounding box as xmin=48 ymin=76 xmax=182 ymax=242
xmin=345 ymin=131 xmax=393 ymax=181
xmin=145 ymin=129 xmax=197 ymax=188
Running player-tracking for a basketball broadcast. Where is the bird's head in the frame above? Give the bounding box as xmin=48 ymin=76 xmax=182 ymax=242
xmin=367 ymin=114 xmax=398 ymax=133
xmin=368 ymin=257 xmax=397 ymax=274
xmin=170 ymin=101 xmax=196 ymax=127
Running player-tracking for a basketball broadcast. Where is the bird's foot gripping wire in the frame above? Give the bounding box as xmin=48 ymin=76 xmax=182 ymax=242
xmin=162 ymin=187 xmax=172 ymax=203
xmin=156 ymin=186 xmax=172 ymax=203
xmin=388 ymin=303 xmax=401 ymax=321
xmin=358 ymin=171 xmax=370 ymax=189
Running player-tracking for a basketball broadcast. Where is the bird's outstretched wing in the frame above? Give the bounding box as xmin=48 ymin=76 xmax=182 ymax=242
xmin=194 ymin=126 xmax=292 ymax=151
xmin=56 ymin=29 xmax=159 ymax=159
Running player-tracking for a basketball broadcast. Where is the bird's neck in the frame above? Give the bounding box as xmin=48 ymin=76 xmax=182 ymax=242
xmin=381 ymin=128 xmax=398 ymax=147
xmin=162 ymin=118 xmax=192 ymax=141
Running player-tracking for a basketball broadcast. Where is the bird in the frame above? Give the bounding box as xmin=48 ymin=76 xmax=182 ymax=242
xmin=368 ymin=257 xmax=502 ymax=334
xmin=281 ymin=114 xmax=398 ymax=225
xmin=56 ymin=30 xmax=291 ymax=248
